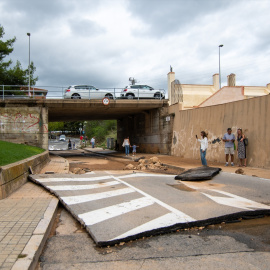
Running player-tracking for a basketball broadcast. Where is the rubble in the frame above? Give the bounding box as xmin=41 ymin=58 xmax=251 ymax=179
xmin=235 ymin=168 xmax=244 ymax=174
xmin=124 ymin=164 xmax=136 ymax=170
xmin=149 ymin=157 xmax=160 ymax=164
xmin=175 ymin=167 xmax=222 ymax=181
xmin=124 ymin=157 xmax=167 ymax=171
xmin=71 ymin=168 xmax=87 ymax=174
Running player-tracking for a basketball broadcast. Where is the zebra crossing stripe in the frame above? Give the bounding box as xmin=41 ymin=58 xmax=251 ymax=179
xmin=112 ymin=176 xmax=195 ymax=217
xmin=78 ymin=197 xmax=154 ymax=226
xmin=202 ymin=189 xmax=270 ymax=211
xmin=47 ymin=180 xmax=120 ymax=191
xmin=36 ymin=175 xmax=112 ymax=183
xmin=61 ymin=187 xmax=135 ymax=205
xmin=111 ymin=212 xmax=194 ymax=240
xmin=118 ymin=173 xmax=174 ymax=179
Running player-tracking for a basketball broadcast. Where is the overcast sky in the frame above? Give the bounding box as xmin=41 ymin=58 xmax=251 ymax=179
xmin=1 ymin=0 xmax=270 ymax=94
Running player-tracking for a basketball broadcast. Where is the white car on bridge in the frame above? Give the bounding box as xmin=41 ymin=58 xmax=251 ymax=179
xmin=64 ymin=85 xmax=117 ymax=100
xmin=120 ymin=85 xmax=165 ymax=99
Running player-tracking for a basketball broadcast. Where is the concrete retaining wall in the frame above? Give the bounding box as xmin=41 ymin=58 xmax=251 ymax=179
xmin=0 ymin=151 xmax=50 ymax=199
xmin=169 ymin=94 xmax=270 ymax=169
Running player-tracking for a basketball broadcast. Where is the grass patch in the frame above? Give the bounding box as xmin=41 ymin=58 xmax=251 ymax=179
xmin=0 ymin=140 xmax=45 ymax=166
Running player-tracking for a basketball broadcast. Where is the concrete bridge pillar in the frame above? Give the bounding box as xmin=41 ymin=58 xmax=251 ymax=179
xmin=0 ymin=103 xmax=48 ymax=149
xmin=117 ymin=106 xmax=174 ymax=154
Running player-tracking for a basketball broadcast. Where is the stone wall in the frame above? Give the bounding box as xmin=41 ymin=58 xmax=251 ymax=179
xmin=169 ymin=94 xmax=270 ymax=169
xmin=0 ymin=106 xmax=48 ymax=149
xmin=117 ymin=106 xmax=174 ymax=154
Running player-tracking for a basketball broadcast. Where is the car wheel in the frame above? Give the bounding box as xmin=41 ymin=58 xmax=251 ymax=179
xmin=71 ymin=94 xmax=81 ymax=99
xmin=105 ymin=94 xmax=114 ymax=99
xmin=154 ymin=93 xmax=162 ymax=99
xmin=127 ymin=94 xmax=134 ymax=99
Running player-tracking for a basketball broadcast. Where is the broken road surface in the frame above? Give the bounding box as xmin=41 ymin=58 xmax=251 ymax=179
xmin=29 ymin=171 xmax=270 ymax=246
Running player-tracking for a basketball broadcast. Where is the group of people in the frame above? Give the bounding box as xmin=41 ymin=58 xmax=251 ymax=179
xmin=197 ymin=128 xmax=247 ymax=167
xmin=122 ymin=136 xmax=139 ymax=156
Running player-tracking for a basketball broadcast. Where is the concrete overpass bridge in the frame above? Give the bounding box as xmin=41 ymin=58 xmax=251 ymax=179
xmin=46 ymin=99 xmax=168 ymax=121
xmin=0 ymin=99 xmax=173 ymax=154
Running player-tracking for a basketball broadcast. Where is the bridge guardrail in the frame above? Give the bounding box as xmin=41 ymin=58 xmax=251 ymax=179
xmin=0 ymin=85 xmax=166 ymax=100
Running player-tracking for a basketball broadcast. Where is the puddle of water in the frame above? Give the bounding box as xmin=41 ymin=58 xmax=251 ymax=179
xmin=167 ymin=183 xmax=196 ymax=192
xmin=206 ymin=216 xmax=270 ymax=246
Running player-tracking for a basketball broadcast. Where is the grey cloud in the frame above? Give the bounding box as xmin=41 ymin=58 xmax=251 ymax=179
xmin=69 ymin=19 xmax=106 ymax=37
xmin=1 ymin=0 xmax=270 ymax=93
xmin=127 ymin=0 xmax=232 ymax=37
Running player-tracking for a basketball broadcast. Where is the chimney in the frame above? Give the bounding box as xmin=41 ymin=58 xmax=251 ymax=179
xmin=167 ymin=71 xmax=175 ymax=105
xmin=227 ymin=73 xmax=236 ymax=86
xmin=213 ymin=73 xmax=219 ymax=91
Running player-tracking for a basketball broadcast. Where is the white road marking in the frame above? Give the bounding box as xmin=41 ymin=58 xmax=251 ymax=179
xmin=111 ymin=212 xmax=194 ymax=240
xmin=202 ymin=189 xmax=270 ymax=210
xmin=118 ymin=173 xmax=174 ymax=179
xmin=35 ymin=175 xmax=112 ymax=183
xmin=112 ymin=176 xmax=195 ymax=219
xmin=47 ymin=180 xmax=120 ymax=191
xmin=79 ymin=197 xmax=154 ymax=226
xmin=61 ymin=187 xmax=135 ymax=205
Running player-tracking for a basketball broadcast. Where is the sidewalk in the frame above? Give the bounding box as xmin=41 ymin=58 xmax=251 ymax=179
xmin=0 ymin=155 xmax=68 ymax=270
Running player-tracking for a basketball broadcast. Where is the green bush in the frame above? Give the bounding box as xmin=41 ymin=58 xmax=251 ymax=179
xmin=85 ymin=120 xmax=117 ymax=145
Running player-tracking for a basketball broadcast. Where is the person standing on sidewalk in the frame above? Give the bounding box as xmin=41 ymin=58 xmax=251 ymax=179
xmin=80 ymin=135 xmax=83 ymax=145
xmin=222 ymin=128 xmax=235 ymax=166
xmin=196 ymin=131 xmax=208 ymax=166
xmin=91 ymin=137 xmax=95 ymax=148
xmin=237 ymin=128 xmax=247 ymax=167
xmin=122 ymin=136 xmax=131 ymax=156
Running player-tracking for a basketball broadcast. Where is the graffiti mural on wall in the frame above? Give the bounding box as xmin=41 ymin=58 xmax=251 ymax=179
xmin=0 ymin=112 xmax=48 ymax=133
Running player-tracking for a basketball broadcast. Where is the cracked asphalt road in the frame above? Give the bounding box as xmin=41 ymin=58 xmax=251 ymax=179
xmin=37 ymin=152 xmax=270 ymax=269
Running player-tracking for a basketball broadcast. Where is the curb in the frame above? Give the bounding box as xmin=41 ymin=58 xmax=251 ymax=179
xmin=11 ymin=197 xmax=59 ymax=270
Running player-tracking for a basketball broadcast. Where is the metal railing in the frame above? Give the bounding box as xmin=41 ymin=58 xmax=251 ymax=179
xmin=0 ymin=85 xmax=166 ymax=101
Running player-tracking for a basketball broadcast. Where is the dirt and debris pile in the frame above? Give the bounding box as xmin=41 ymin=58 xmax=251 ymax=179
xmin=70 ymin=168 xmax=91 ymax=174
xmin=124 ymin=164 xmax=136 ymax=170
xmin=124 ymin=157 xmax=167 ymax=171
xmin=235 ymin=168 xmax=244 ymax=174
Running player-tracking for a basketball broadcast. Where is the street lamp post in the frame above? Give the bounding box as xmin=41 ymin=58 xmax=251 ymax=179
xmin=27 ymin=33 xmax=31 ymax=97
xmin=219 ymin=44 xmax=223 ymax=89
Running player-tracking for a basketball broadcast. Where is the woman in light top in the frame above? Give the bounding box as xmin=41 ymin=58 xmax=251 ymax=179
xmin=196 ymin=131 xmax=208 ymax=166
xmin=122 ymin=136 xmax=131 ymax=156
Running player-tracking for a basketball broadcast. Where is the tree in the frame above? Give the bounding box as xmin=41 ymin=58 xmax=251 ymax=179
xmin=84 ymin=120 xmax=117 ymax=143
xmin=0 ymin=25 xmax=38 ymax=86
xmin=48 ymin=122 xmax=64 ymax=132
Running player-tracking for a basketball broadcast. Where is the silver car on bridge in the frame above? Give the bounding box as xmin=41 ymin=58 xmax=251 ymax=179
xmin=64 ymin=85 xmax=116 ymax=100
xmin=120 ymin=85 xmax=165 ymax=99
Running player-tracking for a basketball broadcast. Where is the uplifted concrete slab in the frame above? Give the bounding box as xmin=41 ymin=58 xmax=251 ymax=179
xmin=29 ymin=171 xmax=270 ymax=247
xmin=175 ymin=166 xmax=222 ymax=181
